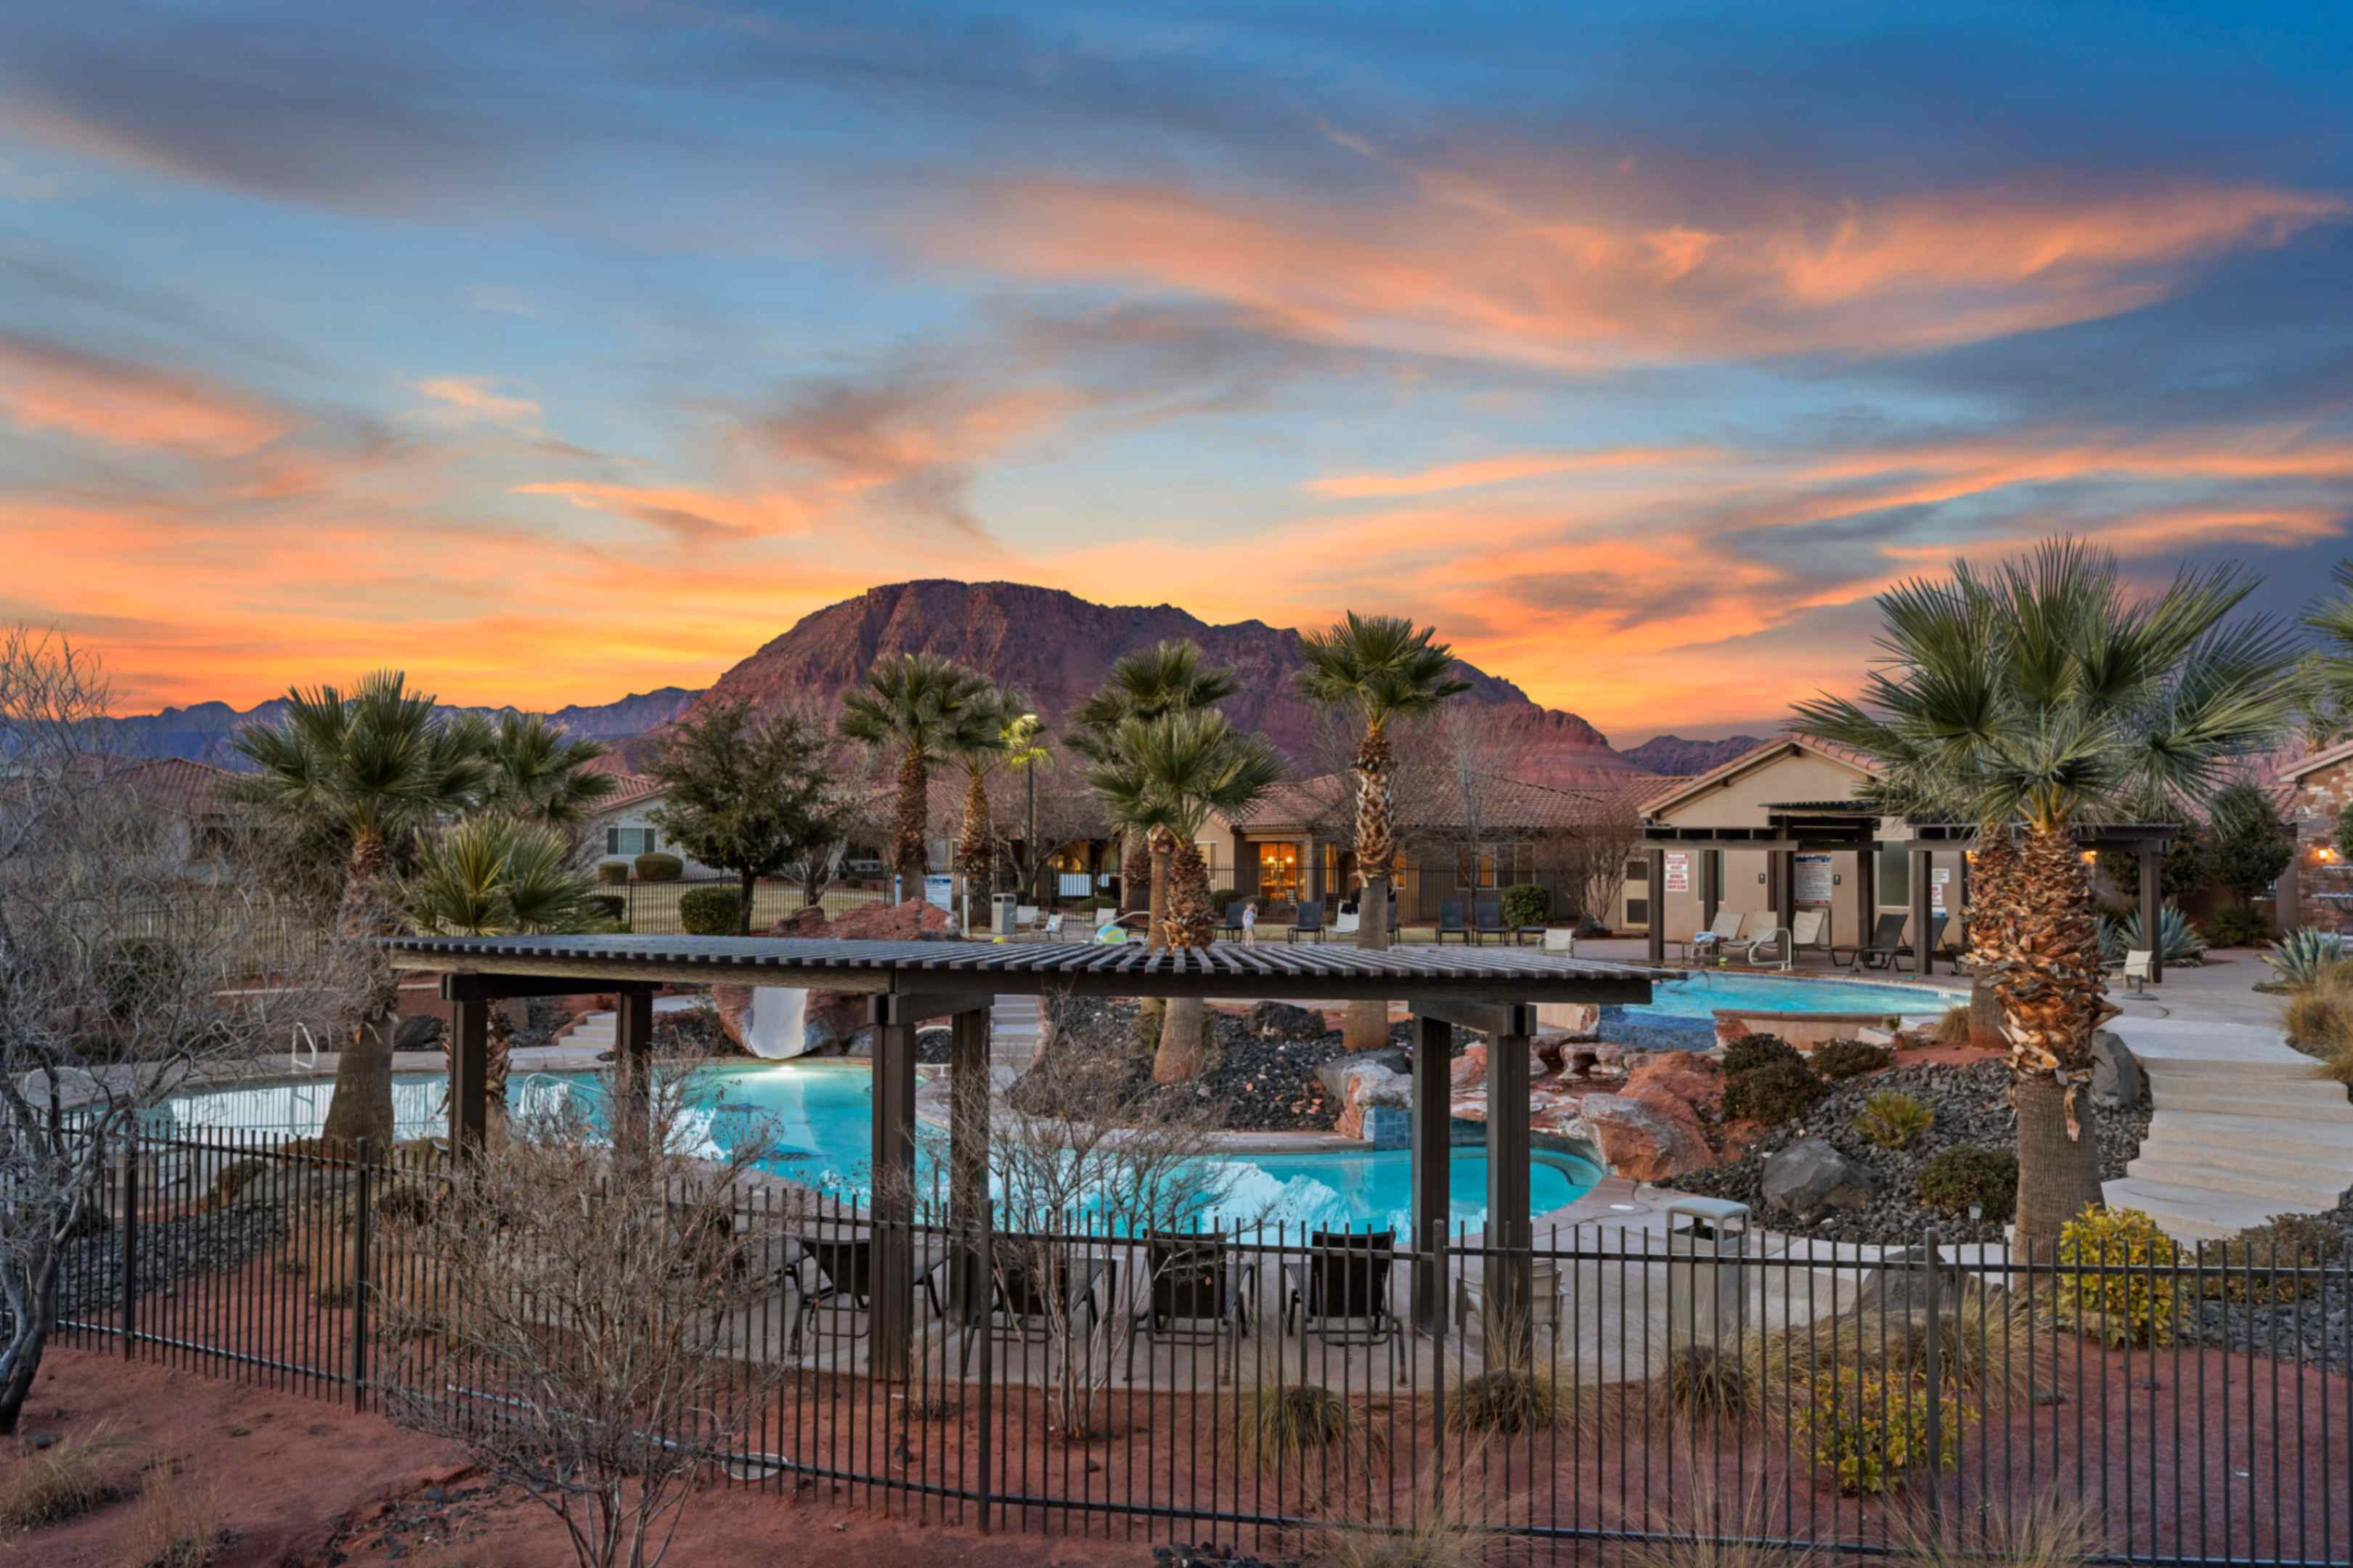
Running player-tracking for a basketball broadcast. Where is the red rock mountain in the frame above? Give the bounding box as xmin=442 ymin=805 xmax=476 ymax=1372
xmin=660 ymin=581 xmax=1644 ymax=788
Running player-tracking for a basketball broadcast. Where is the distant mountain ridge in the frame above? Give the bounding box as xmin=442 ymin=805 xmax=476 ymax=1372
xmin=89 ymin=688 xmax=700 ymax=765
xmin=97 ymin=582 xmax=1729 ymax=785
xmin=1618 ymin=733 xmax=1765 ymax=776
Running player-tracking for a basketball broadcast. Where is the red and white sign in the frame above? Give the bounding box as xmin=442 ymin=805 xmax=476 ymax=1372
xmin=1664 ymin=852 xmax=1690 ymax=893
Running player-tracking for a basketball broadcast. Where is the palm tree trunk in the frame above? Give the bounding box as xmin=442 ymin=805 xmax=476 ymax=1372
xmin=486 ymin=1008 xmax=514 ymax=1147
xmin=959 ymin=769 xmax=994 ymax=903
xmin=1345 ymin=720 xmax=1395 ymax=1053
xmin=322 ymin=831 xmax=399 ymax=1150
xmin=892 ymin=746 xmax=929 ymax=897
xmin=2002 ymin=822 xmax=2118 ymax=1246
xmin=738 ymin=867 xmax=758 ymax=935
xmin=1965 ymin=830 xmax=2020 ymax=1050
xmin=1154 ymin=841 xmax=1216 ymax=1082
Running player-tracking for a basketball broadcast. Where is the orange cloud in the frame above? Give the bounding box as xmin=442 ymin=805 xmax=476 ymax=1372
xmin=939 ymin=169 xmax=2341 ymax=366
xmin=1307 ymin=446 xmax=1726 ymax=497
xmin=513 ymin=481 xmax=819 ymax=541
xmin=414 ymin=375 xmax=542 ymax=426
xmin=0 ymin=335 xmax=288 ymax=456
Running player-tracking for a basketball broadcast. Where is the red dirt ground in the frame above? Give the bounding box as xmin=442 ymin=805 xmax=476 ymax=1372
xmin=4 ymin=1349 xmax=1144 ymax=1567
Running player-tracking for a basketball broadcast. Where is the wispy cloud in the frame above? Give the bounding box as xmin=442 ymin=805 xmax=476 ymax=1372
xmin=0 ymin=333 xmax=288 ymax=455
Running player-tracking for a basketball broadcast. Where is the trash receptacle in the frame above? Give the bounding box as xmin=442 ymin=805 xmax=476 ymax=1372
xmin=1665 ymin=1195 xmax=1751 ymax=1350
xmin=990 ymin=893 xmax=1019 ymax=936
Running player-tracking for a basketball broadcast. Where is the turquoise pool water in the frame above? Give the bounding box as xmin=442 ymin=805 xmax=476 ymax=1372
xmin=150 ymin=1064 xmax=1601 ymax=1233
xmin=1629 ymin=972 xmax=1962 ymax=1020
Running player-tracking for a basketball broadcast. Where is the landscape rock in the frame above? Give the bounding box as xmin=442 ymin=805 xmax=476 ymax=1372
xmin=393 ymin=1015 xmax=444 ymax=1051
xmin=1760 ymin=1138 xmax=1879 ymax=1220
xmin=1533 ymin=1003 xmax=1600 ymax=1040
xmin=1332 ymin=1062 xmax=1412 ymax=1140
xmin=772 ymin=899 xmax=953 ymax=944
xmin=2092 ymin=1029 xmax=2144 ymax=1110
xmin=1582 ymin=1093 xmax=1713 ymax=1182
xmin=1247 ymin=1000 xmax=1328 ymax=1040
xmin=1623 ymin=1050 xmax=1723 ymax=1110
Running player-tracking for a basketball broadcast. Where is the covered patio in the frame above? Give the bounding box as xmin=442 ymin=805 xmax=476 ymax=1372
xmin=383 ymin=934 xmax=1676 ymax=1385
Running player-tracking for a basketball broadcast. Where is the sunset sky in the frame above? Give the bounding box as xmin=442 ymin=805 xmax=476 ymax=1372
xmin=3 ymin=1 xmax=2351 ymax=743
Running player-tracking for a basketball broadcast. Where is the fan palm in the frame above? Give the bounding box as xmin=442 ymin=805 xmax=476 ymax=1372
xmin=231 ymin=671 xmax=495 ymax=1148
xmin=1086 ymin=709 xmax=1281 ymax=1081
xmin=1069 ymin=641 xmax=1240 ymax=928
xmin=1294 ymin=613 xmax=1469 ymax=1052
xmin=402 ymin=815 xmax=598 ymax=1135
xmin=1791 ymin=540 xmax=2299 ymax=1243
xmin=481 ymin=711 xmax=617 ymax=832
xmin=944 ymin=685 xmax=1035 ymax=905
xmin=838 ymin=654 xmax=995 ymax=895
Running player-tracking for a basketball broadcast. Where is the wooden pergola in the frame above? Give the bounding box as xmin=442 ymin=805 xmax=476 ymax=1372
xmin=383 ymin=934 xmax=1667 ymax=1376
xmin=1642 ymin=810 xmax=2180 ymax=979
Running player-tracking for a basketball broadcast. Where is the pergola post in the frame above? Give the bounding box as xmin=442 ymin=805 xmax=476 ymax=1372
xmin=869 ymin=1001 xmax=921 ymax=1381
xmin=2139 ymin=842 xmax=2164 ymax=984
xmin=1410 ymin=1013 xmax=1453 ymax=1335
xmin=1771 ymin=849 xmax=1794 ymax=938
xmin=949 ymin=1005 xmax=992 ymax=1312
xmin=448 ymin=997 xmax=489 ymax=1157
xmin=1853 ymin=844 xmax=1875 ymax=957
xmin=1700 ymin=849 xmax=1721 ymax=933
xmin=614 ymin=984 xmax=656 ymax=1144
xmin=1910 ymin=847 xmax=1934 ymax=975
xmin=1646 ymin=845 xmax=1668 ymax=965
xmin=1484 ymin=1003 xmax=1535 ymax=1363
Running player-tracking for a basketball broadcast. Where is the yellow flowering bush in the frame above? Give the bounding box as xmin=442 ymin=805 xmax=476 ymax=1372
xmin=1804 ymin=1366 xmax=1975 ymax=1496
xmin=2055 ymin=1205 xmax=2180 ymax=1347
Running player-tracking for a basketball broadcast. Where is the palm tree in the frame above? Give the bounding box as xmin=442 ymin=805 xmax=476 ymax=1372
xmin=1068 ymin=642 xmax=1240 ymax=934
xmin=1087 ymin=709 xmax=1281 ymax=1081
xmin=1294 ymin=613 xmax=1470 ymax=1052
xmin=1792 ymin=541 xmax=2298 ymax=1244
xmin=232 ymin=672 xmax=494 ymax=1148
xmin=481 ymin=711 xmax=618 ymax=833
xmin=839 ymin=654 xmax=995 ymax=897
xmin=944 ymin=684 xmax=1036 ymax=912
xmin=402 ymin=815 xmax=598 ymax=1138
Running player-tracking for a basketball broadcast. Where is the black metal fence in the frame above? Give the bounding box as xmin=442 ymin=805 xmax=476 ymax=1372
xmin=51 ymin=1125 xmax=2353 ymax=1564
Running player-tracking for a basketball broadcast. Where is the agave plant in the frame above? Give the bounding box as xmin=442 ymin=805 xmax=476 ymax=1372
xmin=2096 ymin=904 xmax=2209 ymax=967
xmin=2265 ymin=928 xmax=2349 ymax=987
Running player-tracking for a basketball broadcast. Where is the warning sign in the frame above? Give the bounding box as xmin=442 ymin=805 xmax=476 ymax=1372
xmin=1664 ymin=852 xmax=1690 ymax=893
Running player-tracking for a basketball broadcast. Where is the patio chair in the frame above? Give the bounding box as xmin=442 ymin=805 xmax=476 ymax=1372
xmin=1742 ymin=908 xmax=1827 ymax=970
xmin=1289 ymin=901 xmax=1324 ymax=942
xmin=1832 ymin=912 xmax=1909 ymax=971
xmin=1472 ymin=897 xmax=1510 ymax=944
xmin=787 ymin=1230 xmax=950 ymax=1356
xmin=1541 ymin=926 xmax=1575 ymax=957
xmin=2123 ymin=948 xmax=2153 ymax=996
xmin=1280 ymin=1230 xmax=1405 ymax=1375
xmin=1895 ymin=910 xmax=1949 ymax=971
xmin=959 ymin=1247 xmax=1114 ymax=1374
xmin=1041 ymin=911 xmax=1067 ymax=940
xmin=1674 ymin=909 xmax=1746 ymax=962
xmin=1125 ymin=1232 xmax=1256 ymax=1382
xmin=1332 ymin=907 xmax=1360 ymax=938
xmin=1218 ymin=901 xmax=1248 ymax=939
xmin=1436 ymin=900 xmax=1469 ymax=944
xmin=1016 ymin=904 xmax=1041 ymax=930
xmin=1454 ymin=1258 xmax=1565 ymax=1342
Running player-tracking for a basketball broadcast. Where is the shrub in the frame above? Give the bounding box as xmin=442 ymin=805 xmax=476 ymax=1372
xmin=2206 ymin=902 xmax=2276 ymax=950
xmin=597 ymin=861 xmax=629 ymax=885
xmin=1916 ymin=1146 xmax=2018 ymax=1224
xmin=1232 ymin=1384 xmax=1377 ymax=1470
xmin=2055 ymin=1206 xmax=2179 ymax=1347
xmin=211 ymin=1157 xmax=270 ymax=1205
xmin=2095 ymin=903 xmax=2206 ymax=966
xmin=1448 ymin=1368 xmax=1570 ymax=1436
xmin=1500 ymin=883 xmax=1550 ymax=930
xmin=131 ymin=1466 xmax=227 ymax=1568
xmin=677 ymin=886 xmax=743 ymax=935
xmin=1804 ymin=1366 xmax=1973 ymax=1496
xmin=2283 ymin=964 xmax=2353 ymax=1063
xmin=2265 ymin=928 xmax=2347 ymax=987
xmin=99 ymin=936 xmax=189 ymax=1024
xmin=1811 ymin=1038 xmax=1893 ymax=1080
xmin=584 ymin=893 xmax=625 ymax=923
xmin=1929 ymin=1005 xmax=1973 ymax=1050
xmin=1722 ymin=1057 xmax=1824 ymax=1124
xmin=0 ymin=1421 xmax=126 ymax=1528
xmin=1854 ymin=1090 xmax=1933 ymax=1150
xmin=2205 ymin=1213 xmax=2350 ymax=1302
xmin=1721 ymin=1033 xmax=1803 ymax=1076
xmin=632 ymin=851 xmax=683 ymax=881
xmin=1208 ymin=887 xmax=1241 ymax=912
xmin=1653 ymin=1343 xmax=1760 ymax=1423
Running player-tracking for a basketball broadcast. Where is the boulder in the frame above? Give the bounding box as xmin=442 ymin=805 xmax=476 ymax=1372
xmin=1248 ymin=1000 xmax=1329 ymax=1040
xmin=770 ymin=899 xmax=953 ymax=943
xmin=1332 ymin=1062 xmax=1413 ymax=1140
xmin=1582 ymin=1093 xmax=1713 ymax=1182
xmin=1623 ymin=1050 xmax=1723 ymax=1110
xmin=1760 ymin=1138 xmax=1879 ymax=1220
xmin=2091 ymin=1029 xmax=2143 ymax=1110
xmin=1314 ymin=1047 xmax=1411 ymax=1100
xmin=1448 ymin=1040 xmax=1548 ymax=1093
xmin=1533 ymin=1003 xmax=1600 ymax=1040
xmin=393 ymin=1014 xmax=444 ymax=1051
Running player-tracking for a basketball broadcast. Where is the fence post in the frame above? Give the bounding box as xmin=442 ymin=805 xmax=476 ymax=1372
xmin=117 ymin=1134 xmax=138 ymax=1359
xmin=351 ymin=1143 xmax=372 ymax=1412
xmin=974 ymin=1199 xmax=993 ymax=1535
xmin=1921 ymin=1225 xmax=1942 ymax=1530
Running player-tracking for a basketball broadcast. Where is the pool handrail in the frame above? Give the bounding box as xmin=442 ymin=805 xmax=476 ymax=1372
xmin=290 ymin=1021 xmax=319 ymax=1074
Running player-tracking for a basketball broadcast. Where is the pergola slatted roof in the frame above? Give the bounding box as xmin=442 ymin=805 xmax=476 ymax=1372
xmin=383 ymin=934 xmax=1671 ymax=1003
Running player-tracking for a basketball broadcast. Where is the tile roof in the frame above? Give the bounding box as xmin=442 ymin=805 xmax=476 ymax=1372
xmin=113 ymin=757 xmax=235 ymax=817
xmin=1223 ymin=766 xmax=1610 ymax=834
xmin=1637 ymin=734 xmax=1882 ymax=819
xmin=594 ymin=772 xmax=666 ymax=811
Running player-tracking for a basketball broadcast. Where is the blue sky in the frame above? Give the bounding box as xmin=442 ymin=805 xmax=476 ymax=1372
xmin=2 ymin=0 xmax=2349 ymax=740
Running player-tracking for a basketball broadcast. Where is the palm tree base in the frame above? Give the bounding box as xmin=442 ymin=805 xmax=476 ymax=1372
xmin=319 ymin=1010 xmax=397 ymax=1150
xmin=1342 ymin=1000 xmax=1390 ymax=1054
xmin=2013 ymin=1074 xmax=2105 ymax=1248
xmin=1153 ymin=996 xmax=1210 ymax=1083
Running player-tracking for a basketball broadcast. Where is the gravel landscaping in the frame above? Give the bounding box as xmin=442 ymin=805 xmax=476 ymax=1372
xmin=59 ymin=1197 xmax=288 ymax=1320
xmin=1662 ymin=1056 xmax=2152 ymax=1246
xmin=2184 ymin=1191 xmax=2353 ymax=1370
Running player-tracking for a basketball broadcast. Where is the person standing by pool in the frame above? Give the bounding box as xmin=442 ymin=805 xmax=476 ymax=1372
xmin=1240 ymin=902 xmax=1257 ymax=944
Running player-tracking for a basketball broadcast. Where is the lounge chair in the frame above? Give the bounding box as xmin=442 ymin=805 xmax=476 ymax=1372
xmin=1896 ymin=911 xmax=1949 ymax=971
xmin=1289 ymin=902 xmax=1324 ymax=943
xmin=959 ymin=1247 xmax=1114 ymax=1374
xmin=1541 ymin=926 xmax=1576 ymax=957
xmin=1742 ymin=907 xmax=1827 ymax=970
xmin=1472 ymin=897 xmax=1510 ymax=944
xmin=1435 ymin=900 xmax=1469 ymax=944
xmin=1674 ymin=909 xmax=1745 ymax=962
xmin=1280 ymin=1230 xmax=1404 ymax=1375
xmin=1833 ymin=911 xmax=1909 ymax=971
xmin=788 ymin=1230 xmax=950 ymax=1356
xmin=1125 ymin=1232 xmax=1255 ymax=1382
xmin=2123 ymin=947 xmax=2153 ymax=995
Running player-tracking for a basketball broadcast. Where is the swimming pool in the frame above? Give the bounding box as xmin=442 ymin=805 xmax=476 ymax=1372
xmin=1627 ymin=971 xmax=1962 ymax=1021
xmin=150 ymin=1063 xmax=1601 ymax=1233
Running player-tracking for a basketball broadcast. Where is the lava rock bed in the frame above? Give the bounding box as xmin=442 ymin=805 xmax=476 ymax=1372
xmin=59 ymin=1198 xmax=288 ymax=1319
xmin=1151 ymin=1545 xmax=1279 ymax=1568
xmin=2185 ymin=1189 xmax=2353 ymax=1368
xmin=1661 ymin=1058 xmax=2152 ymax=1246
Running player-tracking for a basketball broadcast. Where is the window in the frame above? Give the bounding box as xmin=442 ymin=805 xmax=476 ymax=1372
xmin=1256 ymin=841 xmax=1303 ymax=903
xmin=1625 ymin=856 xmax=1649 ymax=883
xmin=1877 ymin=844 xmax=1910 ymax=907
xmin=606 ymin=826 xmax=659 ymax=857
xmin=1456 ymin=843 xmax=1531 ymax=889
xmin=1626 ymin=896 xmax=1650 ymax=927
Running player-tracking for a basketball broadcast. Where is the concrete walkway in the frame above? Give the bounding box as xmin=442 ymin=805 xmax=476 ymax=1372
xmin=2103 ymin=1013 xmax=2353 ymax=1241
